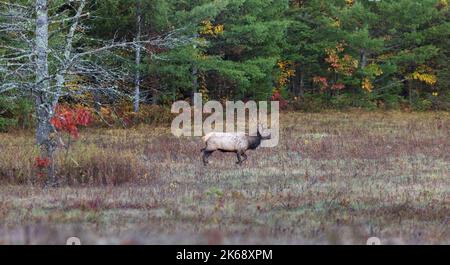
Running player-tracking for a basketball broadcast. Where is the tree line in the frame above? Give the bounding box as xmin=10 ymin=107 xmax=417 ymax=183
xmin=101 ymin=0 xmax=448 ymax=110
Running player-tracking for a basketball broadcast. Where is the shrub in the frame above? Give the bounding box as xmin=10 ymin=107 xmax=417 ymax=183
xmin=0 ymin=137 xmax=151 ymax=186
xmin=57 ymin=150 xmax=149 ymax=186
xmin=51 ymin=105 xmax=93 ymax=138
xmin=379 ymin=93 xmax=402 ymax=110
xmin=290 ymin=93 xmax=328 ymax=112
xmin=374 ymin=85 xmax=403 ymax=110
xmin=431 ymin=91 xmax=450 ymax=111
xmin=412 ymin=98 xmax=433 ymax=111
xmin=330 ymin=92 xmax=377 ymax=110
xmin=0 ymin=117 xmax=17 ymax=132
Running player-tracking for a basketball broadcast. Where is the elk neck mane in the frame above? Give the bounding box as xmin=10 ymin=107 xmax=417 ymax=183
xmin=247 ymin=132 xmax=262 ymax=150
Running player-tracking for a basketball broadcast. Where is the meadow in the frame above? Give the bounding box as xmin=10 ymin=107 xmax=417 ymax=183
xmin=0 ymin=111 xmax=449 ymax=244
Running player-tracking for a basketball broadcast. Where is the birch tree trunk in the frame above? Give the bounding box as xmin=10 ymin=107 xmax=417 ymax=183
xmin=35 ymin=0 xmax=55 ymax=184
xmin=134 ymin=0 xmax=142 ymax=113
xmin=360 ymin=49 xmax=367 ymax=69
xmin=191 ymin=33 xmax=199 ymax=104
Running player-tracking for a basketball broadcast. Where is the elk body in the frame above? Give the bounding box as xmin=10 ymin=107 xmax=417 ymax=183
xmin=201 ymin=124 xmax=270 ymax=165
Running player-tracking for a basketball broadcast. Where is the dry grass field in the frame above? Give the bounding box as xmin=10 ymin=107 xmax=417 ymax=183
xmin=0 ymin=111 xmax=449 ymax=244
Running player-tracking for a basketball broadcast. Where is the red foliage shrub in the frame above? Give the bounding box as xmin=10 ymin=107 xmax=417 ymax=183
xmin=51 ymin=105 xmax=92 ymax=138
xmin=271 ymin=90 xmax=288 ymax=110
xmin=313 ymin=76 xmax=329 ymax=91
xmin=331 ymin=83 xmax=345 ymax=90
xmin=34 ymin=157 xmax=50 ymax=169
xmin=75 ymin=108 xmax=92 ymax=126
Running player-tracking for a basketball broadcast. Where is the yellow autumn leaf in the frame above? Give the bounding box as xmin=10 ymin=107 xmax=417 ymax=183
xmin=200 ymin=20 xmax=224 ymax=36
xmin=275 ymin=60 xmax=295 ymax=89
xmin=362 ymin=78 xmax=373 ymax=92
xmin=331 ymin=18 xmax=341 ymax=28
xmin=345 ymin=0 xmax=355 ymax=7
xmin=213 ymin=24 xmax=224 ymax=35
xmin=410 ymin=72 xmax=437 ymax=85
xmin=436 ymin=0 xmax=448 ymax=10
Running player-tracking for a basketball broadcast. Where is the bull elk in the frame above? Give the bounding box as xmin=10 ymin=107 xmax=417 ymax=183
xmin=200 ymin=123 xmax=271 ymax=165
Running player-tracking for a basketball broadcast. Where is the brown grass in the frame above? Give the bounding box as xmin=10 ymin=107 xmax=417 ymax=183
xmin=0 ymin=111 xmax=449 ymax=244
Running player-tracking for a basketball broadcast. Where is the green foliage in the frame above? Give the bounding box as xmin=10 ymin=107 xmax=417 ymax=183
xmin=0 ymin=97 xmax=34 ymax=132
xmin=88 ymin=0 xmax=170 ymax=39
xmin=330 ymin=92 xmax=377 ymax=110
xmin=292 ymin=93 xmax=328 ymax=113
xmin=150 ymin=0 xmax=289 ymax=102
xmin=375 ymin=86 xmax=404 ymax=110
xmin=0 ymin=117 xmax=17 ymax=132
xmin=412 ymin=98 xmax=433 ymax=111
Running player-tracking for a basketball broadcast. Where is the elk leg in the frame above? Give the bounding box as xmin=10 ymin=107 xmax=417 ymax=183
xmin=236 ymin=151 xmax=242 ymax=165
xmin=241 ymin=152 xmax=248 ymax=163
xmin=203 ymin=150 xmax=213 ymax=165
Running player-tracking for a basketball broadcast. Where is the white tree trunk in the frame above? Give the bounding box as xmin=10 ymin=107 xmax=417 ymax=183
xmin=35 ymin=0 xmax=55 ymax=183
xmin=360 ymin=49 xmax=367 ymax=69
xmin=134 ymin=0 xmax=142 ymax=113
